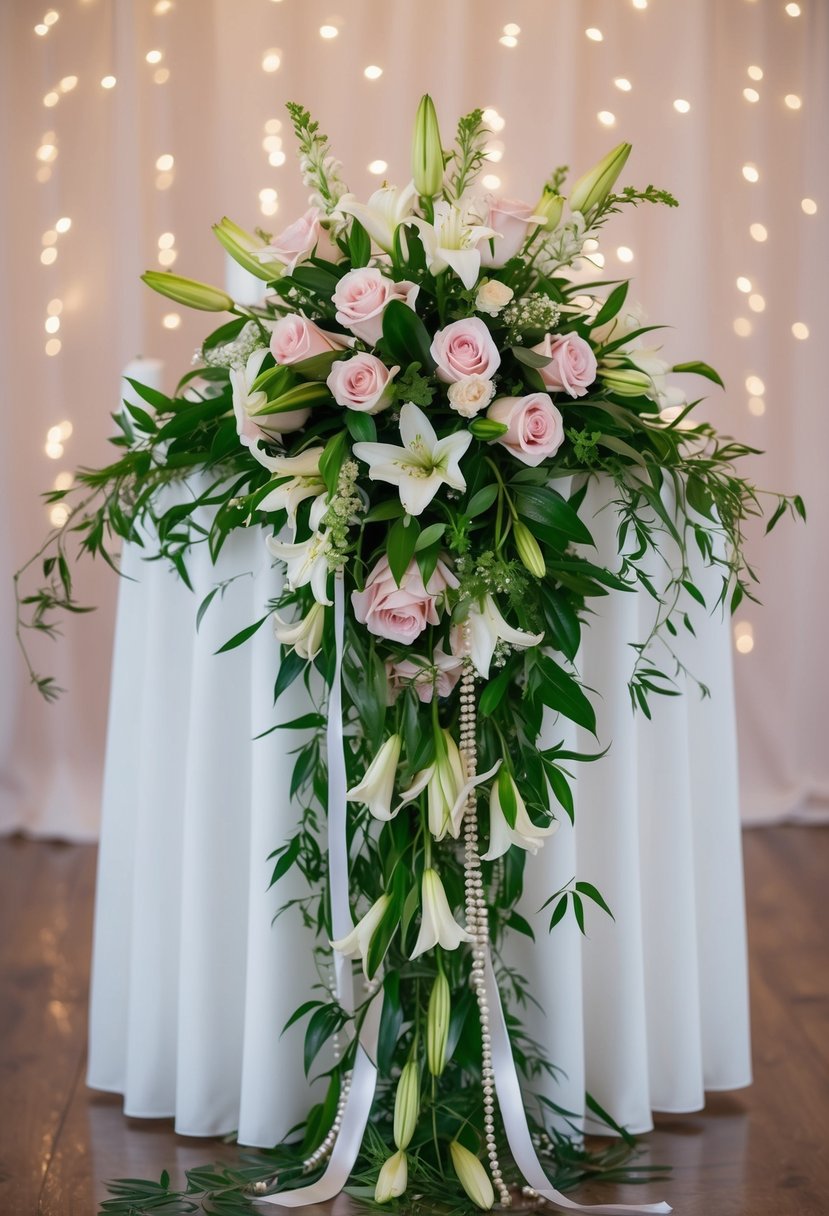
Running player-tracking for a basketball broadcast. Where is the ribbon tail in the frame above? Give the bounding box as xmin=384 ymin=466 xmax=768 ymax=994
xmin=484 ymin=955 xmax=671 ymax=1216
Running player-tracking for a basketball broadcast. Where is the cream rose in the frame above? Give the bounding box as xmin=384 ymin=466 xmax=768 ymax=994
xmin=532 ymin=332 xmax=597 ymax=398
xmin=327 ymin=353 xmax=398 ymax=414
xmin=475 ymin=279 xmax=514 ymax=317
xmin=430 ymin=317 xmax=501 ymax=384
xmin=270 ymin=314 xmax=343 ymax=365
xmin=352 ymin=555 xmax=458 ymax=645
xmin=332 ymin=267 xmax=419 ymax=346
xmin=447 ymin=376 xmax=496 ymax=418
xmin=487 ymin=392 xmax=565 ymax=466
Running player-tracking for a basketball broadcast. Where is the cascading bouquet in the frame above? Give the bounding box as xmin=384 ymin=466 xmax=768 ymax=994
xmin=17 ymin=97 xmax=803 ymax=1215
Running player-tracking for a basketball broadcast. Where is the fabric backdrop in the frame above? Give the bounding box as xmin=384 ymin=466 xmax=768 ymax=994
xmin=1 ymin=0 xmax=826 ymax=839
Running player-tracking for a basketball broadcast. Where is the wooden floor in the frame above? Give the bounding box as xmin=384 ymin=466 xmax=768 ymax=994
xmin=0 ymin=828 xmax=827 ymax=1216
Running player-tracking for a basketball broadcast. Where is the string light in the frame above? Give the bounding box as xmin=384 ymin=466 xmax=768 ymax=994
xmin=583 ymin=239 xmax=600 ymax=253
xmin=50 ymin=504 xmax=70 ymax=527
xmin=43 ymin=92 xmax=60 ymax=108
xmin=60 ymin=76 xmax=78 ymax=92
xmin=155 ymin=172 xmax=174 ymax=190
xmin=158 ymin=249 xmax=177 ymax=266
xmin=53 ymin=471 xmax=73 ymax=491
xmin=784 ymin=94 xmax=802 ymax=110
xmin=742 ymin=163 xmax=760 ymax=182
xmin=262 ymin=49 xmax=281 ymax=72
xmin=632 ymin=0 xmax=648 ymax=8
xmin=499 ymin=35 xmax=518 ymax=47
xmin=614 ymin=77 xmax=632 ymax=91
xmin=748 ymin=396 xmax=766 ymax=415
xmin=734 ymin=621 xmax=754 ymax=654
xmin=736 ymin=272 xmax=753 ymax=292
xmin=616 ymin=246 xmax=634 ymax=262
xmin=154 ymin=68 xmax=170 ymax=84
xmin=259 ymin=187 xmax=278 ymax=217
xmin=673 ymin=98 xmax=691 ymax=113
xmin=162 ymin=312 xmax=181 ymax=329
xmin=154 ymin=0 xmax=173 ymax=11
xmin=597 ymin=111 xmax=616 ymax=127
xmin=45 ymin=316 xmax=61 ymax=334
xmin=733 ymin=317 xmax=753 ymax=336
xmin=482 ymin=173 xmax=502 ymax=190
xmin=101 ymin=75 xmax=117 ymax=89
xmin=364 ymin=65 xmax=383 ymax=79
xmin=45 ymin=438 xmax=64 ymax=459
xmin=57 ymin=420 xmax=73 ymax=440
xmin=47 ymin=298 xmax=62 ymax=316
xmin=785 ymin=2 xmax=801 ymax=15
xmin=45 ymin=339 xmax=62 ymax=357
xmin=265 ymin=118 xmax=283 ymax=135
xmin=36 ymin=167 xmax=52 ymax=183
xmin=748 ymin=293 xmax=766 ymax=312
xmin=484 ymin=141 xmax=504 ymax=162
xmin=747 ymin=65 xmax=763 ymax=80
xmin=801 ymin=197 xmax=817 ymax=215
xmin=585 ymin=28 xmax=603 ymax=41
xmin=269 ymin=150 xmax=286 ymax=167
xmin=745 ymin=375 xmax=765 ymax=396
xmin=749 ymin=222 xmax=768 ymax=241
xmin=158 ymin=232 xmax=175 ymax=249
xmin=319 ymin=24 xmax=338 ymax=39
xmin=503 ymin=23 xmax=521 ymax=36
xmin=40 ymin=248 xmax=58 ymax=266
xmin=44 ymin=9 xmax=59 ymax=24
xmin=42 ymin=229 xmax=58 ymax=246
xmin=155 ymin=153 xmax=174 ymax=171
xmin=482 ymin=108 xmax=506 ymax=132
xmin=743 ymin=88 xmax=760 ymax=103
xmin=55 ymin=216 xmax=71 ymax=234
xmin=37 ymin=142 xmax=58 ymax=163
xmin=145 ymin=49 xmax=163 ymax=64
xmin=35 ymin=23 xmax=49 ymax=36
xmin=791 ymin=322 xmax=809 ymax=340
xmin=368 ymin=159 xmax=388 ymax=175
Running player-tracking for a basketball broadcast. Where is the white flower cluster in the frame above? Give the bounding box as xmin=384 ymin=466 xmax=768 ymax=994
xmin=501 ymin=293 xmax=562 ymax=342
xmin=322 ymin=459 xmax=364 ymax=568
xmin=201 ymin=320 xmax=268 ymax=370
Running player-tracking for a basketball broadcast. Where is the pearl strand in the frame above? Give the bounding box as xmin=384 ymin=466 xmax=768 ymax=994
xmin=459 ymin=623 xmax=511 ymax=1208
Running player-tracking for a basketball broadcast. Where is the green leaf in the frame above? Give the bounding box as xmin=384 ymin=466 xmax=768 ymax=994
xmin=123 ymin=377 xmax=173 ymax=412
xmin=366 ymin=887 xmax=402 ymax=979
xmin=377 ymin=973 xmax=403 ymax=1075
xmin=304 ymin=1003 xmax=347 ymax=1077
xmin=364 ymin=499 xmax=405 ymax=523
xmin=214 ymin=613 xmax=270 ymax=655
xmin=123 ymin=400 xmax=157 ymax=433
xmin=202 ymin=315 xmax=248 ymax=353
xmin=510 ymin=345 xmax=553 ymax=369
xmin=269 ymin=835 xmax=301 ymax=887
xmin=348 ymin=218 xmax=372 ymax=268
xmin=572 ymin=891 xmax=586 ymax=934
xmin=291 ymin=263 xmax=343 ymax=295
xmin=575 ymin=880 xmax=614 ymax=920
xmin=681 ymin=579 xmax=706 ymax=607
xmin=465 ymin=484 xmax=499 ymax=518
xmin=345 ymin=410 xmax=376 ymax=443
xmin=282 ymin=999 xmax=324 ymax=1035
xmin=380 ymin=298 xmax=435 ymax=370
xmin=546 ymin=764 xmax=574 ymax=824
xmin=387 ymin=515 xmax=420 ymax=585
xmin=539 ymin=585 xmax=580 ymax=662
xmin=506 ymin=911 xmax=535 ymax=941
xmin=289 ymin=349 xmax=343 ymax=381
xmin=319 ymin=430 xmax=348 ymax=495
xmin=513 ymin=485 xmax=594 ymax=545
xmin=595 ymin=433 xmax=647 ymax=468
xmin=548 ymin=893 xmax=568 ymax=931
xmin=415 ymin=522 xmax=446 ymax=551
xmin=497 ymin=767 xmax=518 ymax=828
xmin=273 ymin=647 xmax=308 ymax=702
xmin=533 ymin=655 xmax=597 ymax=734
xmin=592 ymin=281 xmax=629 ymax=330
xmin=672 ymin=360 xmax=725 ymax=389
xmin=478 ymin=663 xmax=513 ymax=716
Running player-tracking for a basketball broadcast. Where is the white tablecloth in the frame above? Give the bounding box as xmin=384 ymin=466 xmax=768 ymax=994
xmin=87 ymin=479 xmax=751 ymax=1146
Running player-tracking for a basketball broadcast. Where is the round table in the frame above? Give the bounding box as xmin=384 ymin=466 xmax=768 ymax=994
xmin=86 ymin=477 xmax=751 ymax=1147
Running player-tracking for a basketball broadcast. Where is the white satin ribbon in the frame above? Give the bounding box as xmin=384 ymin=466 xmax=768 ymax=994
xmin=484 ymin=954 xmax=671 ymax=1215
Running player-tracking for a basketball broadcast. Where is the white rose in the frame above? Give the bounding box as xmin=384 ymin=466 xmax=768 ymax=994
xmin=475 ymin=279 xmax=514 ymax=317
xmin=447 ymin=376 xmax=496 ymax=418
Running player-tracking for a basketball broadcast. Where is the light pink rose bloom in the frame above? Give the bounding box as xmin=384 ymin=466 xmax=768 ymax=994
xmin=327 ymin=353 xmax=398 ymax=414
xmin=352 ymin=556 xmax=458 ymax=646
xmin=332 ymin=268 xmax=419 ymax=346
xmin=386 ymin=645 xmax=463 ymax=704
xmin=487 ymin=392 xmax=565 ymax=467
xmin=532 ymin=332 xmax=597 ymax=398
xmin=479 ymin=197 xmax=539 ymax=269
xmin=263 ymin=207 xmax=338 ymax=273
xmin=270 ymin=315 xmax=343 ymax=365
xmin=431 ymin=317 xmax=501 ymax=384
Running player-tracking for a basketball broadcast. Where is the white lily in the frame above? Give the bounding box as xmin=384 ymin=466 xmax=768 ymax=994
xmin=375 ymin=1150 xmax=408 ymax=1203
xmin=407 ymin=200 xmax=497 ymax=290
xmin=410 ymin=869 xmax=473 ymax=959
xmin=353 ymin=401 xmax=472 ymax=516
xmin=256 ymin=447 xmax=326 ymax=523
xmin=451 ymin=594 xmax=544 ymax=679
xmin=449 ymin=1142 xmax=494 ymax=1211
xmin=398 ymin=733 xmax=501 ymax=841
xmin=266 ymin=494 xmax=332 ymax=605
xmin=331 ymin=893 xmax=390 ymax=978
xmin=347 ymin=733 xmax=402 ymax=821
xmin=482 ymin=772 xmax=559 ymax=861
xmin=629 ymin=347 xmax=687 ymax=411
xmin=272 ymin=601 xmax=325 ymax=660
xmin=229 ymin=348 xmax=268 ymax=448
xmin=337 ymin=182 xmax=418 ymax=252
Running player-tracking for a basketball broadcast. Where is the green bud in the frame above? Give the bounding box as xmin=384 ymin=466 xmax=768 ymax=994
xmin=251 ymin=381 xmax=332 ymax=416
xmin=469 ymin=417 xmax=509 ymax=440
xmin=569 ymin=142 xmax=632 ymax=217
xmin=600 ymin=367 xmax=652 ymax=397
xmin=534 ymin=189 xmax=565 ymax=232
xmin=449 ymin=1142 xmax=494 ymax=1210
xmin=393 ymin=1060 xmax=420 ymax=1150
xmin=212 ymin=216 xmax=283 ymax=282
xmin=513 ymin=519 xmax=546 ymax=578
xmin=375 ymin=1150 xmax=408 ymax=1203
xmin=141 ymin=271 xmax=234 ymax=312
xmin=427 ymin=972 xmax=451 ymax=1076
xmin=412 ymin=94 xmax=444 ymax=198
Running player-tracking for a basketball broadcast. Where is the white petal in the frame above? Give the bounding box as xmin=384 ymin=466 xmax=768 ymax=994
xmin=398 ymin=401 xmax=438 ymax=451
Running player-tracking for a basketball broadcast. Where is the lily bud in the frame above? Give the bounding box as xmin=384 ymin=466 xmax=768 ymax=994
xmin=512 ymin=519 xmax=546 ymax=578
xmin=375 ymin=1150 xmax=408 ymax=1203
xmin=469 ymin=417 xmax=509 ymax=440
xmin=449 ymin=1142 xmax=495 ymax=1210
xmin=212 ymin=216 xmax=284 ymax=282
xmin=412 ymin=94 xmax=444 ymax=198
xmin=601 ymin=367 xmax=653 ymax=397
xmin=141 ymin=271 xmax=234 ymax=312
xmin=534 ymin=189 xmax=565 ymax=232
xmin=393 ymin=1060 xmax=420 ymax=1150
xmin=427 ymin=971 xmax=451 ymax=1076
xmin=569 ymin=142 xmax=632 ymax=217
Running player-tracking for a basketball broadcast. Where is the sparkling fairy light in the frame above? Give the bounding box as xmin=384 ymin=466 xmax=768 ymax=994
xmin=742 ymin=163 xmax=760 ymax=183
xmin=101 ymin=75 xmax=116 ymax=89
xmin=736 ymin=276 xmax=752 ymax=293
xmin=482 ymin=174 xmax=502 ymax=190
xmin=673 ymin=99 xmax=691 ymax=113
xmin=785 ymin=3 xmax=801 ymax=15
xmin=616 ymin=246 xmax=634 ymax=262
xmin=784 ymin=94 xmax=802 ymax=110
xmin=585 ymin=28 xmax=603 ymax=41
xmin=145 ymin=49 xmax=163 ymax=64
xmin=745 ymin=374 xmax=765 ymax=396
xmin=792 ymin=322 xmax=809 ymax=340
xmin=632 ymin=0 xmax=648 ymax=8
xmin=499 ymin=35 xmax=518 ymax=47
xmin=733 ymin=317 xmax=752 ymax=336
xmin=748 ymin=293 xmax=766 ymax=312
xmin=482 ymin=108 xmax=505 ymax=132
xmin=614 ymin=77 xmax=632 ymax=92
xmin=158 ymin=249 xmax=177 ymax=266
xmin=44 ymin=92 xmax=60 ymax=107
xmin=50 ymin=504 xmax=70 ymax=527
xmin=60 ymin=76 xmax=78 ymax=92
xmin=42 ymin=229 xmax=57 ymax=246
xmin=364 ymin=65 xmax=383 ymax=79
xmin=734 ymin=621 xmax=754 ymax=654
xmin=158 ymin=231 xmax=175 ymax=249
xmin=45 ymin=338 xmax=62 ymax=356
xmin=598 ymin=111 xmax=616 ymax=127
xmin=155 ymin=153 xmax=174 ymax=171
xmin=750 ymin=222 xmax=768 ymax=241
xmin=748 ymin=395 xmax=766 ymax=416
xmin=268 ymin=150 xmax=286 ymax=167
xmin=264 ymin=118 xmax=282 ymax=135
xmin=40 ymin=248 xmax=58 ymax=266
xmin=743 ymin=88 xmax=760 ymax=103
xmin=53 ymin=471 xmax=73 ymax=491
xmin=45 ymin=316 xmax=60 ymax=334
xmin=368 ymin=159 xmax=388 ymax=175
xmin=801 ymin=197 xmax=817 ymax=215
xmin=259 ymin=187 xmax=278 ymax=217
xmin=747 ymin=65 xmax=764 ymax=80
xmin=262 ymin=49 xmax=281 ymax=72
xmin=162 ymin=312 xmax=181 ymax=329
xmin=55 ymin=216 xmax=71 ymax=233
xmin=47 ymin=298 xmax=62 ymax=315
xmin=319 ymin=24 xmax=338 ymax=39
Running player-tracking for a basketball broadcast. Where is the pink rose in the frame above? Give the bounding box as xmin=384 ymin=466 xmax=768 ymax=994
xmin=352 ymin=555 xmax=458 ymax=645
xmin=386 ymin=645 xmax=463 ymax=703
xmin=431 ymin=318 xmax=501 ymax=384
xmin=327 ymin=353 xmax=398 ymax=414
xmin=332 ymin=268 xmax=419 ymax=346
xmin=479 ymin=197 xmax=539 ymax=269
xmin=532 ymin=332 xmax=597 ymax=398
xmin=487 ymin=392 xmax=565 ymax=466
xmin=263 ymin=207 xmax=338 ymax=273
xmin=270 ymin=315 xmax=343 ymax=365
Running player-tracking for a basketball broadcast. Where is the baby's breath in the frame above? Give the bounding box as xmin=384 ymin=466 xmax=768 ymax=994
xmin=323 ymin=460 xmax=363 ymax=568
xmin=502 ymin=294 xmax=561 ymax=343
xmin=201 ymin=320 xmax=268 ymax=369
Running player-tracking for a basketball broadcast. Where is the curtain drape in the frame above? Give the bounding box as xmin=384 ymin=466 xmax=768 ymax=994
xmin=1 ymin=0 xmax=827 ymax=838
